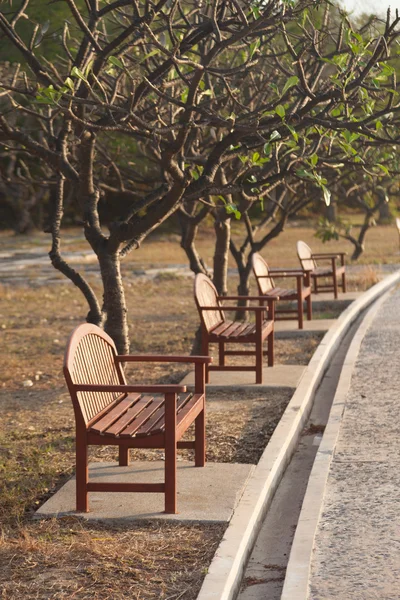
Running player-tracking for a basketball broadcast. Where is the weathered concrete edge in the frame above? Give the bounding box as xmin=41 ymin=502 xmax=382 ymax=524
xmin=280 ymin=285 xmax=395 ymax=600
xmin=196 ymin=271 xmax=400 ymax=600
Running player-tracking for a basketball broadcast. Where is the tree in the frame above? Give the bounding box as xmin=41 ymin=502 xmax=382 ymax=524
xmin=1 ymin=0 xmax=400 ymax=351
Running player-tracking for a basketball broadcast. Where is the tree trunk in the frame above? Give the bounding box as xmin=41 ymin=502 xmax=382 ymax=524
xmin=325 ymin=200 xmax=337 ymax=223
xmin=351 ymin=242 xmax=365 ymax=261
xmin=378 ymin=201 xmax=393 ymax=225
xmin=213 ymin=211 xmax=231 ymax=295
xmin=98 ymin=247 xmax=129 ymax=355
xmin=178 ymin=209 xmax=210 ymax=275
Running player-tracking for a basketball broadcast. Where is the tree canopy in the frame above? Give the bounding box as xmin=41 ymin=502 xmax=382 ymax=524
xmin=1 ymin=0 xmax=400 ymax=349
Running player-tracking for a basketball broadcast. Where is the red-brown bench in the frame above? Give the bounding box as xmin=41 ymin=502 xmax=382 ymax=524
xmin=252 ymin=253 xmax=312 ymax=329
xmin=194 ymin=273 xmax=276 ymax=384
xmin=297 ymin=240 xmax=346 ymax=299
xmin=64 ymin=323 xmax=212 ymax=514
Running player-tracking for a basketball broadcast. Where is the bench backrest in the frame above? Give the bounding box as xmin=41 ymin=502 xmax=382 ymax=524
xmin=297 ymin=240 xmax=316 ymax=271
xmin=64 ymin=323 xmax=125 ymax=425
xmin=194 ymin=274 xmax=225 ymax=332
xmin=252 ymin=253 xmax=275 ymax=294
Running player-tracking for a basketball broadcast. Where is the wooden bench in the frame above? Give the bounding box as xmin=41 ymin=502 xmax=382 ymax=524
xmin=252 ymin=253 xmax=312 ymax=329
xmin=297 ymin=240 xmax=346 ymax=299
xmin=194 ymin=273 xmax=275 ymax=384
xmin=64 ymin=323 xmax=212 ymax=514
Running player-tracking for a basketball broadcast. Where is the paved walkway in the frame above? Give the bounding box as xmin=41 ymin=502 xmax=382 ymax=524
xmin=308 ymin=286 xmax=400 ymax=599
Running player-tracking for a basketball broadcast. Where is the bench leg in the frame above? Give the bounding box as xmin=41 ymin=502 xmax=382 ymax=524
xmin=201 ymin=327 xmax=210 ymax=384
xmin=195 ymin=408 xmax=206 ymax=467
xmin=255 ymin=313 xmax=263 ymax=384
xmin=332 ymin=271 xmax=338 ymax=299
xmin=119 ymin=446 xmax=130 ymax=467
xmin=267 ymin=329 xmax=274 ymax=367
xmin=306 ymin=293 xmax=312 ymax=321
xmin=76 ymin=436 xmax=88 ymax=513
xmin=313 ymin=276 xmax=318 ymax=294
xmin=342 ymin=272 xmax=346 ymax=293
xmin=218 ymin=341 xmax=225 ymax=366
xmin=297 ymin=293 xmax=304 ymax=330
xmin=164 ymin=393 xmax=177 ymax=514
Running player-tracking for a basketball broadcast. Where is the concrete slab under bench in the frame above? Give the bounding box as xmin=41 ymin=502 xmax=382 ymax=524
xmin=180 ymin=364 xmax=306 ymax=391
xmin=36 ymin=461 xmax=254 ymax=523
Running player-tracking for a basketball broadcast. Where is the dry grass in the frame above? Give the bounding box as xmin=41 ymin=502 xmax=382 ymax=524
xmin=346 ymin=265 xmax=382 ymax=291
xmin=0 ymin=519 xmax=224 ymax=600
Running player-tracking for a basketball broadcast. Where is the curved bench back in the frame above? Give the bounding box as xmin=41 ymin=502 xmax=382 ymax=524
xmin=194 ymin=274 xmax=225 ymax=332
xmin=252 ymin=253 xmax=275 ymax=294
xmin=297 ymin=240 xmax=316 ymax=271
xmin=64 ymin=323 xmax=125 ymax=425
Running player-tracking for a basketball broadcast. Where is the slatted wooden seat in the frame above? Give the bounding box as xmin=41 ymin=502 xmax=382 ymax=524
xmin=194 ymin=274 xmax=275 ymax=384
xmin=297 ymin=240 xmax=346 ymax=299
xmin=64 ymin=323 xmax=212 ymax=514
xmin=252 ymin=253 xmax=312 ymax=329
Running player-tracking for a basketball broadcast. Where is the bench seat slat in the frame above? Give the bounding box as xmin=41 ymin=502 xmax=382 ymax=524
xmin=136 ymin=394 xmax=192 ymax=437
xmin=210 ymin=320 xmax=234 ymax=335
xmin=104 ymin=396 xmax=153 ymax=435
xmin=218 ymin=321 xmax=247 ymax=339
xmin=90 ymin=394 xmax=141 ymax=434
xmin=271 ymin=287 xmax=297 ymax=298
xmin=118 ymin=397 xmax=162 ymax=437
xmin=222 ymin=322 xmax=251 ymax=338
xmin=176 ymin=394 xmax=204 ymax=431
xmin=312 ymin=266 xmax=345 ymax=276
xmin=152 ymin=394 xmax=203 ymax=436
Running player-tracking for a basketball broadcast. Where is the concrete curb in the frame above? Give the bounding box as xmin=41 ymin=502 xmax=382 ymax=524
xmin=280 ymin=286 xmax=394 ymax=600
xmin=196 ymin=270 xmax=400 ymax=600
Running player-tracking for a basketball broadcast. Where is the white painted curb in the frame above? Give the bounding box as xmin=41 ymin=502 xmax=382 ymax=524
xmin=196 ymin=271 xmax=400 ymax=600
xmin=280 ymin=287 xmax=394 ymax=600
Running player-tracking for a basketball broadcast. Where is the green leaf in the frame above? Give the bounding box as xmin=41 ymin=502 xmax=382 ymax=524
xmin=108 ymin=56 xmax=124 ymax=69
xmin=252 ymin=152 xmax=260 ymax=163
xmin=310 ymin=153 xmax=318 ymax=166
xmin=269 ymin=130 xmax=281 ymax=142
xmin=263 ymin=143 xmax=271 ymax=155
xmin=71 ymin=66 xmax=87 ymax=82
xmin=139 ymin=49 xmax=159 ymax=63
xmin=275 ymin=104 xmax=285 ymax=119
xmin=84 ymin=60 xmax=94 ymax=77
xmin=322 ymin=186 xmax=331 ymax=207
xmin=375 ymin=120 xmax=383 ymax=131
xmin=285 ymin=124 xmax=298 ymax=142
xmin=64 ymin=77 xmax=75 ymax=91
xmin=377 ymin=163 xmax=389 ymax=176
xmin=282 ymin=76 xmax=299 ymax=96
xmin=249 ymin=39 xmax=260 ymax=60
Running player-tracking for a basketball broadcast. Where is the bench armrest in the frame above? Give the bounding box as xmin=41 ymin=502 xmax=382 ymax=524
xmin=312 ymin=253 xmax=346 ymax=259
xmin=267 ymin=269 xmax=304 ymax=277
xmin=116 ymin=355 xmax=212 ymax=364
xmin=217 ymin=295 xmax=279 ymax=302
xmin=200 ymin=305 xmax=271 ymax=312
xmin=74 ymin=384 xmax=187 ymax=393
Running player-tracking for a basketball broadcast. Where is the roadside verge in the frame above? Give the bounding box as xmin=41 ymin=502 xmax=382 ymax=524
xmin=196 ymin=271 xmax=400 ymax=600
